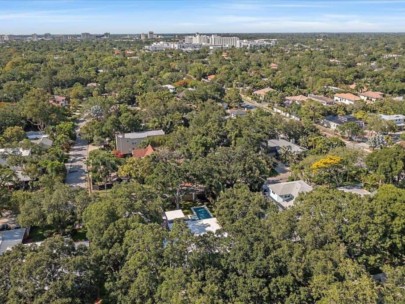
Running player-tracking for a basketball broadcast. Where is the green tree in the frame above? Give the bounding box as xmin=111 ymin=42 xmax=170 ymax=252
xmin=224 ymin=88 xmax=242 ymax=108
xmin=118 ymin=156 xmax=153 ymax=184
xmin=0 ymin=165 xmax=16 ymax=212
xmin=1 ymin=126 xmax=26 ymax=143
xmin=338 ymin=121 xmax=364 ymax=139
xmin=87 ymin=150 xmax=121 ymax=188
xmin=366 ymin=145 xmax=405 ymax=186
xmin=18 ymin=184 xmax=90 ymax=234
xmin=0 ymin=237 xmax=98 ymax=303
xmin=21 ymin=88 xmax=65 ymax=131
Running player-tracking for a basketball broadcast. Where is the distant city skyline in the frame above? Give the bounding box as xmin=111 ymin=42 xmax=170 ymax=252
xmin=1 ymin=0 xmax=405 ymax=34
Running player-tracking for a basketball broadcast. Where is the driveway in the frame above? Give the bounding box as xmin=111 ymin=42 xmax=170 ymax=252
xmin=65 ymin=118 xmax=89 ymax=189
xmin=267 ymin=161 xmax=292 ymax=184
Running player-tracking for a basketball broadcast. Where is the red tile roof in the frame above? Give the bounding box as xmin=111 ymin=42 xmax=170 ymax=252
xmin=335 ymin=93 xmax=361 ymax=101
xmin=285 ymin=95 xmax=309 ymax=102
xmin=132 ymin=145 xmax=154 ymax=158
xmin=253 ymin=87 xmax=274 ymax=96
xmin=360 ymin=91 xmax=384 ymax=100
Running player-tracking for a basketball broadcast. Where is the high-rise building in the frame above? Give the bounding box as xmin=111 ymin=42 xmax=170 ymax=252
xmin=140 ymin=33 xmax=147 ymax=40
xmin=210 ymin=35 xmax=239 ymax=47
xmin=32 ymin=33 xmax=38 ymax=41
xmin=81 ymin=32 xmax=94 ymax=40
xmin=148 ymin=31 xmax=155 ymax=39
xmin=192 ymin=34 xmax=209 ymax=44
xmin=184 ymin=36 xmax=193 ymax=44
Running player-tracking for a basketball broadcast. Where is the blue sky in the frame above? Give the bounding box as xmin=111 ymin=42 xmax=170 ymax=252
xmin=1 ymin=0 xmax=405 ymax=34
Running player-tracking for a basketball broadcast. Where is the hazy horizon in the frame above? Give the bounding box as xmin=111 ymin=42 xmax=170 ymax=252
xmin=1 ymin=0 xmax=405 ymax=34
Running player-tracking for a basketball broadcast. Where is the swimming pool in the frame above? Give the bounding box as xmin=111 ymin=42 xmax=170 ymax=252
xmin=191 ymin=206 xmax=213 ymax=220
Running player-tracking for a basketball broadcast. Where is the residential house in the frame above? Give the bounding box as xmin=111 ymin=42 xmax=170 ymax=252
xmin=26 ymin=131 xmax=47 ymax=140
xmin=132 ymin=145 xmax=155 ymax=158
xmin=226 ymin=109 xmax=247 ymax=118
xmin=162 ymin=84 xmax=176 ymax=93
xmin=0 ymin=148 xmax=31 ymax=159
xmin=285 ymin=95 xmax=309 ymax=105
xmin=0 ymin=148 xmax=32 ymax=187
xmin=115 ymin=130 xmax=165 ymax=155
xmin=379 ymin=114 xmax=405 ymax=129
xmin=49 ymin=95 xmax=69 ymax=107
xmin=26 ymin=132 xmax=53 ymax=148
xmin=25 ymin=131 xmax=53 ymax=149
xmin=270 ymin=63 xmax=278 ymax=70
xmin=308 ymin=94 xmax=334 ymax=106
xmin=164 ymin=210 xmax=186 ymax=230
xmin=397 ymin=141 xmax=405 ymax=149
xmin=267 ymin=139 xmax=306 ymax=156
xmin=207 ymin=74 xmax=216 ymax=81
xmin=359 ymin=91 xmax=384 ymax=103
xmin=86 ymin=82 xmax=99 ymax=88
xmin=334 ymin=93 xmax=361 ymax=105
xmin=240 ymin=103 xmax=256 ymax=110
xmin=322 ymin=115 xmax=364 ymax=131
xmin=164 ymin=206 xmax=224 ymax=236
xmin=324 ymin=86 xmax=343 ymax=92
xmin=253 ymin=87 xmax=274 ymax=100
xmin=0 ymin=228 xmax=28 ymax=255
xmin=263 ymin=180 xmax=313 ymax=209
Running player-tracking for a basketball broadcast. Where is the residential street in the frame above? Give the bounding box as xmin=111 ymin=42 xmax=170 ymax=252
xmin=241 ymin=96 xmax=372 ymax=154
xmin=316 ymin=124 xmax=372 ymax=153
xmin=65 ymin=118 xmax=89 ymax=189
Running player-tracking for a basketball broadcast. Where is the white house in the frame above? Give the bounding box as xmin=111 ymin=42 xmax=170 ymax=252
xmin=226 ymin=109 xmax=247 ymax=118
xmin=267 ymin=139 xmax=306 ymax=155
xmin=115 ymin=130 xmax=165 ymax=155
xmin=359 ymin=91 xmax=384 ymax=103
xmin=0 ymin=148 xmax=31 ymax=158
xmin=164 ymin=210 xmax=186 ymax=230
xmin=164 ymin=207 xmax=225 ymax=236
xmin=322 ymin=115 xmax=364 ymax=131
xmin=308 ymin=94 xmax=334 ymax=106
xmin=379 ymin=114 xmax=405 ymax=129
xmin=334 ymin=93 xmax=361 ymax=105
xmin=162 ymin=84 xmax=176 ymax=93
xmin=264 ymin=180 xmax=313 ymax=209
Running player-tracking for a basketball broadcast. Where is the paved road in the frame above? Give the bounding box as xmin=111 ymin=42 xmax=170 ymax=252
xmin=316 ymin=124 xmax=372 ymax=153
xmin=65 ymin=118 xmax=89 ymax=189
xmin=241 ymin=96 xmax=372 ymax=153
